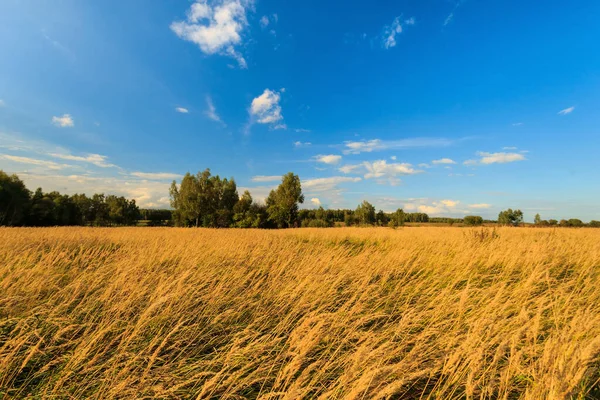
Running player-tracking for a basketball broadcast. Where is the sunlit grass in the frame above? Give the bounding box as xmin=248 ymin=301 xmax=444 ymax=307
xmin=1 ymin=227 xmax=599 ymax=399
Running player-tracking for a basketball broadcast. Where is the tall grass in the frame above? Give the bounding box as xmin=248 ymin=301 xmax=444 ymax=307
xmin=1 ymin=227 xmax=599 ymax=399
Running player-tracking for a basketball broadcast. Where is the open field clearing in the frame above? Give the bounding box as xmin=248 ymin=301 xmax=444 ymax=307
xmin=1 ymin=227 xmax=600 ymax=399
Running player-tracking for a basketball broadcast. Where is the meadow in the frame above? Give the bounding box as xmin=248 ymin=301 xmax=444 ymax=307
xmin=1 ymin=227 xmax=599 ymax=399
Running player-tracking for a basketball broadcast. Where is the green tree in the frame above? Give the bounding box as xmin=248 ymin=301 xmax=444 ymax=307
xmin=534 ymin=213 xmax=542 ymax=225
xmin=266 ymin=173 xmax=304 ymax=228
xmin=355 ymin=201 xmax=376 ymax=225
xmin=463 ymin=215 xmax=484 ymax=226
xmin=0 ymin=171 xmax=30 ymax=226
xmin=170 ymin=173 xmax=200 ymax=227
xmin=498 ymin=209 xmax=524 ymax=226
xmin=376 ymin=210 xmax=388 ymax=226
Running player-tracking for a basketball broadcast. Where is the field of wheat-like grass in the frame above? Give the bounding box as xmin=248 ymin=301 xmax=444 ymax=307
xmin=1 ymin=227 xmax=599 ymax=399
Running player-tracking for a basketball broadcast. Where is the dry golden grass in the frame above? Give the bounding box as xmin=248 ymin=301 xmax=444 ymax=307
xmin=1 ymin=227 xmax=599 ymax=399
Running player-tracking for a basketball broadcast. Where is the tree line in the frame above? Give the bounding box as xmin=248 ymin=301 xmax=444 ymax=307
xmin=1 ymin=171 xmax=140 ymax=226
xmin=3 ymin=169 xmax=599 ymax=228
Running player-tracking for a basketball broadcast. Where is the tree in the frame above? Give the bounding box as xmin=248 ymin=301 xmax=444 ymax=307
xmin=390 ymin=208 xmax=405 ymax=227
xmin=106 ymin=195 xmax=140 ymax=226
xmin=568 ymin=218 xmax=584 ymax=228
xmin=376 ymin=210 xmax=388 ymax=226
xmin=548 ymin=219 xmax=558 ymax=226
xmin=355 ymin=201 xmax=376 ymax=225
xmin=498 ymin=209 xmax=524 ymax=226
xmin=28 ymin=188 xmax=56 ymax=226
xmin=463 ymin=215 xmax=484 ymax=226
xmin=0 ymin=171 xmax=31 ymax=226
xmin=589 ymin=220 xmax=600 ymax=228
xmin=534 ymin=213 xmax=542 ymax=225
xmin=266 ymin=173 xmax=304 ymax=228
xmin=170 ymin=170 xmax=239 ymax=228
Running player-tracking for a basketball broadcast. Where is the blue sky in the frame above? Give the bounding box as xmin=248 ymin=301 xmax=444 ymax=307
xmin=1 ymin=0 xmax=599 ymax=220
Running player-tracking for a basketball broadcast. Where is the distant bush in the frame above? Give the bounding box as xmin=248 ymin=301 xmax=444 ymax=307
xmin=463 ymin=216 xmax=484 ymax=226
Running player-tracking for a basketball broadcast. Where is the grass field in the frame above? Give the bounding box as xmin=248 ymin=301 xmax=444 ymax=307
xmin=1 ymin=227 xmax=599 ymax=399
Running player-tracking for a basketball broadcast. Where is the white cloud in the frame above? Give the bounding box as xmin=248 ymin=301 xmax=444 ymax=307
xmin=469 ymin=203 xmax=492 ymax=209
xmin=0 ymin=99 xmax=5 ymax=107
xmin=175 ymin=107 xmax=189 ymax=114
xmin=440 ymin=199 xmax=459 ymax=208
xmin=382 ymin=16 xmax=415 ymax=49
xmin=418 ymin=163 xmax=431 ymax=168
xmin=49 ymin=153 xmax=116 ymax=168
xmin=130 ymin=172 xmax=181 ymax=180
xmin=295 ymin=128 xmax=311 ymax=133
xmin=260 ymin=15 xmax=269 ymax=28
xmin=502 ymin=146 xmax=518 ymax=150
xmin=0 ymin=154 xmax=72 ymax=170
xmin=432 ymin=158 xmax=456 ymax=165
xmin=363 ymin=160 xmax=422 ymax=179
xmin=250 ymin=89 xmax=284 ymax=126
xmin=390 ymin=156 xmax=397 ymax=160
xmin=464 ymin=151 xmax=526 ymax=166
xmin=170 ymin=0 xmax=253 ymax=68
xmin=512 ymin=122 xmax=523 ymax=127
xmin=52 ymin=114 xmax=74 ymax=127
xmin=558 ymin=106 xmax=575 ymax=115
xmin=251 ymin=175 xmax=282 ymax=182
xmin=413 ymin=199 xmax=462 ymax=216
xmin=343 ymin=137 xmax=452 ymax=154
xmin=204 ymin=96 xmax=223 ymax=123
xmin=294 ymin=141 xmax=311 ymax=147
xmin=310 ymin=197 xmax=321 ymax=207
xmin=338 ymin=164 xmax=362 ymax=174
xmin=478 ymin=151 xmax=526 ymax=164
xmin=315 ymin=154 xmax=342 ymax=165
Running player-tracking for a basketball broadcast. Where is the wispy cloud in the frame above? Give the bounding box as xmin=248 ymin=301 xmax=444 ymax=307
xmin=260 ymin=15 xmax=270 ymax=28
xmin=512 ymin=122 xmax=524 ymax=127
xmin=175 ymin=107 xmax=189 ymax=114
xmin=469 ymin=203 xmax=492 ymax=209
xmin=0 ymin=99 xmax=5 ymax=107
xmin=0 ymin=154 xmax=73 ymax=170
xmin=130 ymin=172 xmax=181 ymax=180
xmin=502 ymin=146 xmax=518 ymax=150
xmin=303 ymin=176 xmax=362 ymax=192
xmin=558 ymin=106 xmax=575 ymax=115
xmin=251 ymin=175 xmax=282 ymax=182
xmin=205 ymin=96 xmax=224 ymax=124
xmin=49 ymin=153 xmax=116 ymax=168
xmin=295 ymin=128 xmax=311 ymax=133
xmin=294 ymin=141 xmax=311 ymax=147
xmin=443 ymin=13 xmax=454 ymax=26
xmin=343 ymin=137 xmax=453 ymax=154
xmin=52 ymin=114 xmax=74 ymax=127
xmin=382 ymin=16 xmax=415 ymax=49
xmin=170 ymin=0 xmax=253 ymax=68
